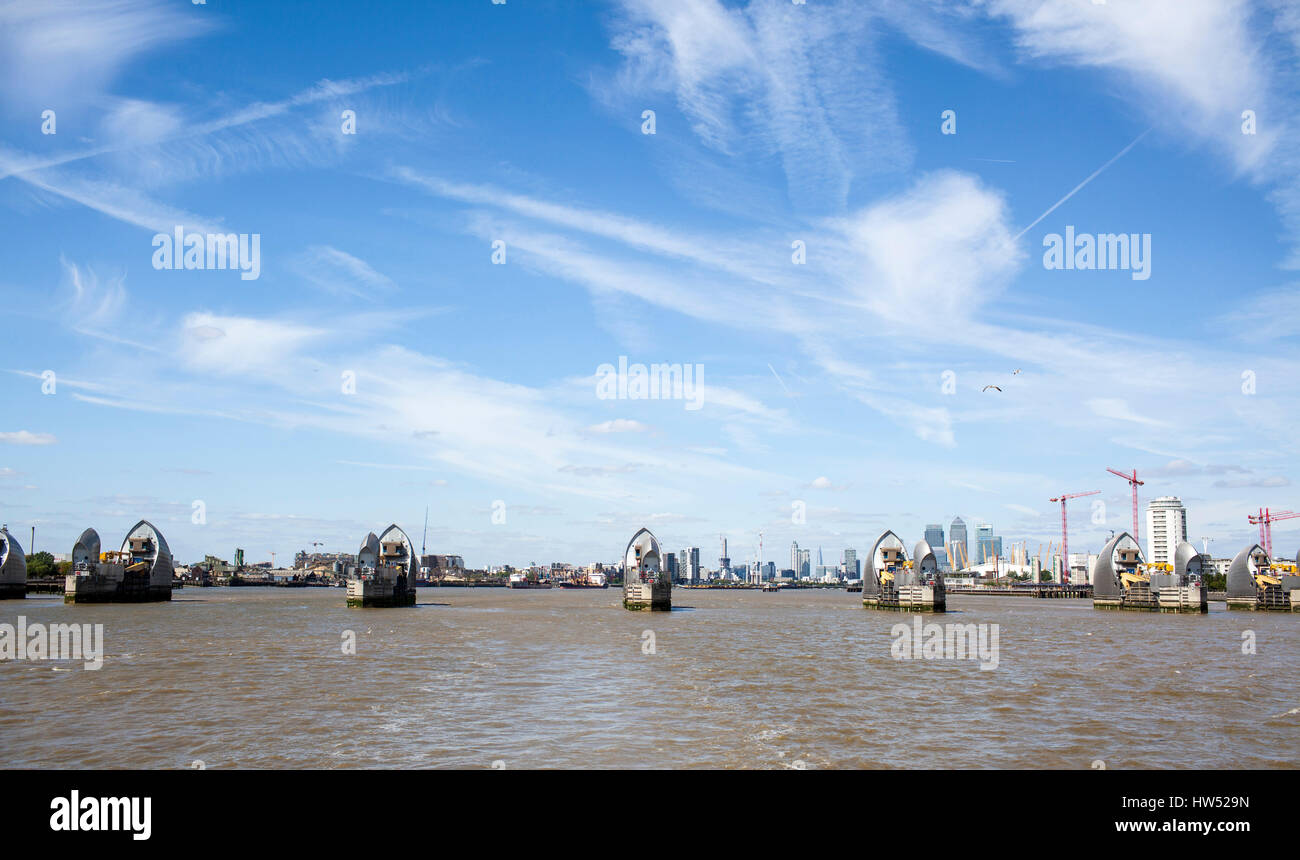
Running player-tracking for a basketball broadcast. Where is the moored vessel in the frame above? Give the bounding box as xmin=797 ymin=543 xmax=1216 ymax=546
xmin=508 ymin=572 xmax=553 ymax=589
xmin=558 ymin=572 xmax=607 ymax=589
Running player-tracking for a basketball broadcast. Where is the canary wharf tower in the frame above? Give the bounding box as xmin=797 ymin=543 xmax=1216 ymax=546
xmin=950 ymin=517 xmax=968 ymax=569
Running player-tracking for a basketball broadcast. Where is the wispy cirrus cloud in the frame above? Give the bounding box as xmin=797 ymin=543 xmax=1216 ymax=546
xmin=292 ymin=245 xmax=395 ymax=298
xmin=586 ymin=419 xmax=651 ymax=434
xmin=0 ymin=0 xmax=211 ymax=110
xmin=985 ymin=0 xmax=1300 ymax=263
xmin=599 ymin=0 xmax=911 ymax=212
xmin=1213 ymin=475 xmax=1291 ymax=489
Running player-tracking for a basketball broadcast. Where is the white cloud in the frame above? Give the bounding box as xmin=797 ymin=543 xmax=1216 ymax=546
xmin=587 ymin=419 xmax=650 ymax=434
xmin=1223 ymin=285 xmax=1300 ymax=341
xmin=1087 ymin=397 xmax=1169 ymax=428
xmin=180 ymin=313 xmax=327 ymax=378
xmin=987 ymin=0 xmax=1300 ymax=262
xmin=0 ymin=0 xmax=209 ymax=109
xmin=0 ymin=431 xmax=56 ymax=445
xmin=392 ymin=167 xmax=780 ymax=286
xmin=833 ymin=171 xmax=1023 ymax=321
xmin=293 ymin=245 xmax=395 ymax=298
xmin=1213 ymin=475 xmax=1290 ymax=489
xmin=99 ymin=97 xmax=183 ymax=147
xmin=604 ymin=0 xmax=910 ymax=211
xmin=62 ymin=258 xmax=126 ymax=329
xmin=990 ymin=0 xmax=1266 ymax=164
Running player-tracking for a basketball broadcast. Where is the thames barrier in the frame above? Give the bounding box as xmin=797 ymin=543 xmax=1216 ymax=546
xmin=861 ymin=531 xmax=946 ymax=612
xmin=346 ymin=525 xmax=419 ymax=608
xmin=0 ymin=525 xmax=26 ymax=600
xmin=1226 ymin=544 xmax=1300 ymax=611
xmin=1092 ymin=533 xmax=1207 ymax=613
xmin=65 ymin=521 xmax=173 ymax=604
xmin=622 ymin=527 xmax=671 ymax=611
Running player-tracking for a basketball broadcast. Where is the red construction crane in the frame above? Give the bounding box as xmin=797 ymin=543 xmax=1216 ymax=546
xmin=1049 ymin=490 xmax=1100 ymax=584
xmin=1106 ymin=467 xmax=1144 ymax=541
xmin=1247 ymin=508 xmax=1298 ymax=557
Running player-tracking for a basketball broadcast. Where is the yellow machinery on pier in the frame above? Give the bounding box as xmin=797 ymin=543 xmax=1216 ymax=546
xmin=862 ymin=532 xmax=944 ymax=612
xmin=1225 ymin=544 xmax=1298 ymax=611
xmin=1093 ymin=534 xmax=1206 ymax=612
xmin=66 ymin=521 xmax=174 ymax=604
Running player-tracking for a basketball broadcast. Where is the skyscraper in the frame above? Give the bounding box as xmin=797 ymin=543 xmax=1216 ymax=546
xmin=976 ymin=524 xmax=993 ymax=563
xmin=679 ymin=547 xmax=701 ymax=583
xmin=790 ymin=541 xmax=800 ymax=577
xmin=924 ymin=524 xmax=947 ymax=571
xmin=842 ymin=548 xmax=858 ymax=578
xmin=1146 ymin=497 xmax=1187 ymax=568
xmin=949 ymin=517 xmax=968 ymax=569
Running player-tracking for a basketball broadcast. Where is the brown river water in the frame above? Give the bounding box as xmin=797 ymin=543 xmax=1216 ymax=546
xmin=1 ymin=588 xmax=1297 ymax=769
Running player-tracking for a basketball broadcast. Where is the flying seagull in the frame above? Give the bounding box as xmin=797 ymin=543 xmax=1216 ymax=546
xmin=982 ymin=385 xmax=1002 ymax=392
xmin=1012 ymin=369 xmax=1022 ymax=375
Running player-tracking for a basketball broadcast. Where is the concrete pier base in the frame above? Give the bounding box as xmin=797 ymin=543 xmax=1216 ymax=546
xmin=1094 ymin=599 xmax=1206 ymax=613
xmin=1095 ymin=585 xmax=1206 ymax=613
xmin=1225 ymin=596 xmax=1296 ymax=611
xmin=864 ymin=584 xmax=945 ymax=613
xmin=622 ymin=597 xmax=671 ymax=611
xmin=64 ymin=572 xmax=171 ymax=604
xmin=345 ymin=578 xmax=415 ymax=608
xmin=622 ymin=581 xmax=670 ymax=611
xmin=0 ymin=582 xmax=26 ymax=600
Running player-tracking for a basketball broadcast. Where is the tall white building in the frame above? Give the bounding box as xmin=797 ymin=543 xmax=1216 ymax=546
xmin=678 ymin=547 xmax=701 ymax=583
xmin=1146 ymin=496 xmax=1187 ymax=568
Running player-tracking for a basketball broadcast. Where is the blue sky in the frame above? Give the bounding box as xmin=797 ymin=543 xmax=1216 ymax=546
xmin=1 ymin=0 xmax=1297 ymax=568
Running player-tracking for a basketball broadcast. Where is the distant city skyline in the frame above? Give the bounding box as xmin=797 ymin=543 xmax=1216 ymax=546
xmin=2 ymin=0 xmax=1297 ymax=568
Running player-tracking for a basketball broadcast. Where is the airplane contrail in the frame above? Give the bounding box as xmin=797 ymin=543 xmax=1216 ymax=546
xmin=767 ymin=363 xmax=794 ymax=396
xmin=1013 ymin=128 xmax=1152 ymax=242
